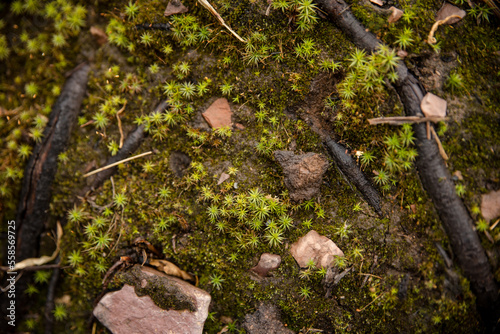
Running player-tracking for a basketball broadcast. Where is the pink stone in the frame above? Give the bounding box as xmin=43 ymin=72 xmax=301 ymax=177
xmin=94 ymin=268 xmax=211 ymax=334
xmin=370 ymin=0 xmax=384 ymax=6
xmin=388 ymin=7 xmax=404 ymax=23
xmin=481 ymin=190 xmax=500 ymax=222
xmin=217 ymin=172 xmax=230 ymax=185
xmin=290 ymin=230 xmax=344 ymax=269
xmin=420 ymin=93 xmax=447 ymax=118
xmin=397 ymin=50 xmax=408 ymax=58
xmin=202 ymin=98 xmax=233 ymax=129
xmin=251 ymin=253 xmax=281 ymax=277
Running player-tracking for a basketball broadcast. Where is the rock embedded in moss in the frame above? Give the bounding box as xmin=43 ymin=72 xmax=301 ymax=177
xmin=95 ymin=265 xmax=211 ymax=334
xmin=251 ymin=253 xmax=281 ymax=277
xmin=202 ymin=98 xmax=233 ymax=129
xmin=274 ymin=150 xmax=329 ymax=202
xmin=169 ymin=151 xmax=192 ymax=177
xmin=420 ymin=93 xmax=447 ymax=118
xmin=290 ymin=230 xmax=344 ymax=269
xmin=164 ymin=0 xmax=189 ymax=17
xmin=388 ymin=6 xmax=403 ymax=23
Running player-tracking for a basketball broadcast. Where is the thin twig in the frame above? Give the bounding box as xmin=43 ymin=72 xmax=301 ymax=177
xmin=367 ymin=116 xmax=447 ymax=125
xmin=356 ymin=293 xmax=383 ymax=312
xmin=0 ymin=272 xmax=23 ymax=293
xmin=358 ymin=273 xmax=383 ymax=279
xmin=44 ymin=258 xmax=60 ymax=334
xmin=83 ymin=151 xmax=153 ymax=178
xmin=430 ymin=126 xmax=449 ymax=160
xmin=490 ymin=218 xmax=500 ymax=231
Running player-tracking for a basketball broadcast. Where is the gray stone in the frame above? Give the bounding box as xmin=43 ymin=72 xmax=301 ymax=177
xmin=243 ymin=304 xmax=294 ymax=334
xmin=436 ymin=3 xmax=466 ymax=25
xmin=164 ymin=0 xmax=189 ymax=17
xmin=94 ymin=265 xmax=210 ymax=334
xmin=251 ymin=253 xmax=281 ymax=277
xmin=274 ymin=151 xmax=329 ymax=202
xmin=290 ymin=230 xmax=344 ymax=269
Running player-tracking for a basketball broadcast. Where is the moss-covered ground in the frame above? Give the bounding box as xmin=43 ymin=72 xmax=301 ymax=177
xmin=1 ymin=0 xmax=499 ymax=332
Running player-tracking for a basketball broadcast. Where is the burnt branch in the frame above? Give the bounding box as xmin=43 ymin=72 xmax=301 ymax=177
xmin=325 ymin=137 xmax=382 ymax=216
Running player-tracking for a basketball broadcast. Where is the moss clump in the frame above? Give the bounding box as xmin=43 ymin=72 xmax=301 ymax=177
xmin=118 ymin=265 xmax=197 ymax=312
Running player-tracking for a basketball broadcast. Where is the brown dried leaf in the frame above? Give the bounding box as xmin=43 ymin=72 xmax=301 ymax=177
xmin=149 ymin=259 xmax=194 ymax=281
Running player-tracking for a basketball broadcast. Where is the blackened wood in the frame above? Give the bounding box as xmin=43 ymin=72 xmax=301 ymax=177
xmin=44 ymin=259 xmax=59 ymax=334
xmin=15 ymin=63 xmax=90 ymax=261
xmin=325 ymin=138 xmax=382 ymax=216
xmin=315 ymin=0 xmax=499 ymax=325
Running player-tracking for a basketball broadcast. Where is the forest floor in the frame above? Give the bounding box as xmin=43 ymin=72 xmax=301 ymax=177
xmin=1 ymin=0 xmax=500 ymax=333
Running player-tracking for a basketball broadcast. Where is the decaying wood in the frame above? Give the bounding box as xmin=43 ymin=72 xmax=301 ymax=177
xmin=315 ymin=0 xmax=499 ymax=325
xmin=325 ymin=137 xmax=382 ymax=216
xmin=15 ymin=63 xmax=90 ymax=261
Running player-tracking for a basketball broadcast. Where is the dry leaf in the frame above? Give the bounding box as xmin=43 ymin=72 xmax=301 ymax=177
xmin=149 ymin=259 xmax=194 ymax=281
xmin=10 ymin=222 xmax=63 ymax=271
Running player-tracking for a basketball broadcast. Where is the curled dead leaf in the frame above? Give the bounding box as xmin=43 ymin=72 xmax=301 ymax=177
xmin=149 ymin=259 xmax=194 ymax=281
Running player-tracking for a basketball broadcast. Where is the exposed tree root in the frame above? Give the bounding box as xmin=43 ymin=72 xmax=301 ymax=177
xmin=315 ymin=0 xmax=499 ymax=327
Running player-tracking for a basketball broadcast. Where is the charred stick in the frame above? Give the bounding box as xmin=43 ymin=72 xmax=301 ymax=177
xmin=44 ymin=258 xmax=60 ymax=334
xmin=135 ymin=23 xmax=171 ymax=31
xmin=16 ymin=63 xmax=90 ymax=261
xmin=325 ymin=137 xmax=382 ymax=216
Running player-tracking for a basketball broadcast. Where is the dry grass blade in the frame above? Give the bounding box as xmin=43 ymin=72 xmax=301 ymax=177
xmin=9 ymin=222 xmax=63 ymax=271
xmin=427 ymin=15 xmax=462 ymax=44
xmin=197 ymin=0 xmax=246 ymax=42
xmin=83 ymin=151 xmax=153 ymax=177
